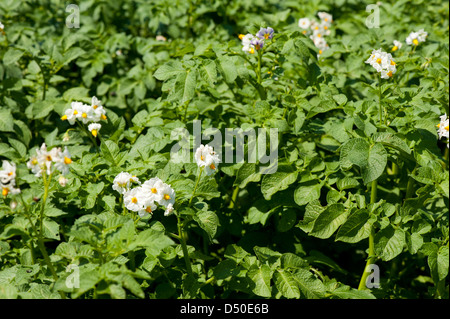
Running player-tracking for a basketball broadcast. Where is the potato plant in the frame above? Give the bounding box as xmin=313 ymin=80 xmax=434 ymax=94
xmin=0 ymin=0 xmax=448 ymax=300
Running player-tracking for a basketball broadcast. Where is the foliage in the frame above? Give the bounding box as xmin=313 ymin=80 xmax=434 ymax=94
xmin=0 ymin=0 xmax=448 ymax=299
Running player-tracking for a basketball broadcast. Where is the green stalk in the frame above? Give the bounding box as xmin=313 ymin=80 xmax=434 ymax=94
xmin=378 ymin=76 xmax=383 ymax=126
xmin=358 ymin=180 xmax=377 ymax=290
xmin=36 ymin=172 xmax=66 ymax=298
xmin=228 ymin=186 xmax=239 ymax=209
xmin=188 ymin=167 xmax=203 ymax=207
xmin=177 ymin=214 xmax=193 ymax=277
xmin=257 ymin=49 xmax=262 ymax=84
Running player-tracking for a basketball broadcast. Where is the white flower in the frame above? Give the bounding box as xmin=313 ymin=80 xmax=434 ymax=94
xmin=241 ymin=33 xmax=256 ymax=54
xmin=298 ymin=18 xmax=311 ymax=29
xmin=62 ymin=101 xmax=84 ymax=125
xmin=88 ymin=123 xmax=101 ymax=137
xmin=437 ymin=114 xmax=449 ymax=141
xmin=392 ymin=40 xmax=402 ymax=51
xmin=1 ymin=182 xmax=20 ymax=197
xmin=27 ymin=155 xmax=41 ymax=177
xmin=138 ymin=197 xmax=157 ymax=218
xmin=54 ymin=147 xmax=72 ymax=176
xmin=158 ymin=182 xmax=176 ymax=207
xmin=195 ymin=144 xmax=220 ymax=175
xmin=0 ymin=160 xmax=16 ymax=185
xmin=113 ymin=172 xmax=139 ymax=194
xmin=317 ymin=12 xmax=333 ymax=25
xmin=164 ymin=203 xmax=174 ymax=216
xmin=141 ymin=177 xmax=165 ymax=202
xmin=0 ymin=22 xmax=4 ymax=31
xmin=123 ymin=187 xmax=146 ymax=212
xmin=91 ymin=96 xmax=107 ymax=122
xmin=58 ymin=175 xmax=68 ymax=187
xmin=406 ymin=29 xmax=427 ymax=46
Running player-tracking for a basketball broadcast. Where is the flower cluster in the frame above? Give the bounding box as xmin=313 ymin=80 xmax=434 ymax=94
xmin=0 ymin=161 xmax=20 ymax=197
xmin=365 ymin=49 xmax=397 ymax=79
xmin=298 ymin=12 xmax=333 ymax=56
xmin=195 ymin=144 xmax=220 ymax=176
xmin=61 ymin=96 xmax=107 ymax=137
xmin=113 ymin=172 xmax=175 ymax=218
xmin=27 ymin=143 xmax=72 ymax=177
xmin=437 ymin=114 xmax=449 ymax=148
xmin=406 ymin=29 xmax=427 ymax=46
xmin=239 ymin=27 xmax=274 ymax=54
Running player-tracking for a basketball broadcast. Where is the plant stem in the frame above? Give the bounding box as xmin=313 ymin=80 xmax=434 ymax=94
xmin=257 ymin=50 xmax=262 ymax=84
xmin=176 ymin=214 xmax=193 ymax=277
xmin=37 ymin=172 xmax=66 ymax=298
xmin=358 ymin=180 xmax=377 ymax=290
xmin=378 ymin=76 xmax=383 ymax=125
xmin=228 ymin=186 xmax=239 ymax=209
xmin=188 ymin=167 xmax=203 ymax=207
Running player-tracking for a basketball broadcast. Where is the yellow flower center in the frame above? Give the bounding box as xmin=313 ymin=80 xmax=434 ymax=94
xmin=317 ymin=33 xmax=321 ymax=37
xmin=8 ymin=171 xmax=13 ymax=176
xmin=249 ymin=48 xmax=255 ymax=54
xmin=164 ymin=194 xmax=171 ymax=200
xmin=131 ymin=197 xmax=138 ymax=204
xmin=91 ymin=129 xmax=98 ymax=137
xmin=2 ymin=188 xmax=8 ymax=196
xmin=146 ymin=206 xmax=153 ymax=213
xmin=387 ymin=71 xmax=393 ymax=77
xmin=210 ymin=163 xmax=216 ymax=170
xmin=392 ymin=46 xmax=398 ymax=52
xmin=255 ymin=44 xmax=261 ymax=50
xmin=376 ymin=58 xmax=382 ymax=64
xmin=32 ymin=158 xmax=38 ymax=165
xmin=200 ymin=155 xmax=204 ymax=161
xmin=302 ymin=30 xmax=307 ymax=34
xmin=412 ymin=39 xmax=419 ymax=46
xmin=82 ymin=112 xmax=87 ymax=118
xmin=73 ymin=110 xmax=78 ymax=115
xmin=390 ymin=60 xmax=396 ymax=66
xmin=238 ymin=34 xmax=245 ymax=40
xmin=264 ymin=33 xmax=270 ymax=39
xmin=445 ymin=125 xmax=449 ymax=131
xmin=46 ymin=155 xmax=52 ymax=161
xmin=61 ymin=115 xmax=68 ymax=120
xmin=151 ymin=187 xmax=158 ymax=194
xmin=319 ymin=50 xmax=323 ymax=55
xmin=101 ymin=114 xmax=107 ymax=120
xmin=93 ymin=105 xmax=98 ymax=109
xmin=64 ymin=156 xmax=72 ymax=165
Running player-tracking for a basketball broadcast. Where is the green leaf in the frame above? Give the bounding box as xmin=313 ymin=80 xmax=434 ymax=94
xmin=292 ymin=268 xmax=326 ymax=299
xmin=3 ymin=48 xmax=24 ymax=65
xmin=273 ymin=269 xmax=300 ymax=299
xmin=100 ymin=140 xmax=120 ymax=165
xmin=42 ymin=218 xmax=60 ymax=240
xmin=85 ymin=182 xmax=104 ymax=210
xmin=247 ymin=264 xmax=272 ymax=297
xmin=261 ymin=165 xmax=298 ymax=200
xmin=374 ymin=226 xmax=405 ymax=261
xmin=336 ymin=209 xmax=372 ymax=243
xmin=309 ymin=204 xmax=348 ymax=239
xmin=153 ymin=61 xmax=185 ymax=81
xmin=234 ymin=163 xmax=261 ymax=188
xmin=372 ymin=132 xmax=411 ymax=155
xmin=340 ymin=139 xmax=387 ymax=184
xmin=294 ymin=181 xmax=322 ymax=206
xmin=194 ymin=210 xmax=219 ymax=240
xmin=0 ymin=109 xmax=14 ymax=132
